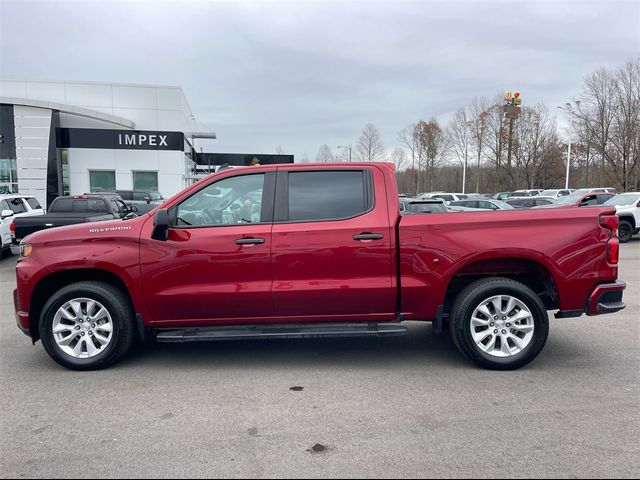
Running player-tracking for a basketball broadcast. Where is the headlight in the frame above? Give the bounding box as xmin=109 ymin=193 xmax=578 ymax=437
xmin=19 ymin=243 xmax=32 ymax=258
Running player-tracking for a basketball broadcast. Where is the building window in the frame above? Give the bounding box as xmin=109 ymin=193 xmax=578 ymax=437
xmin=0 ymin=158 xmax=18 ymax=194
xmin=133 ymin=171 xmax=158 ymax=192
xmin=89 ymin=170 xmax=116 ymax=193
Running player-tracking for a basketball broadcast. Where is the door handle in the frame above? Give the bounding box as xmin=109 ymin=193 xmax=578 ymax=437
xmin=353 ymin=233 xmax=384 ymax=241
xmin=235 ymin=237 xmax=265 ymax=245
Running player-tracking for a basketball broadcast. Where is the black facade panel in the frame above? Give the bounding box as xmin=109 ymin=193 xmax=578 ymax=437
xmin=0 ymin=104 xmax=16 ymax=159
xmin=57 ymin=128 xmax=184 ymax=151
xmin=46 ymin=112 xmax=61 ymax=208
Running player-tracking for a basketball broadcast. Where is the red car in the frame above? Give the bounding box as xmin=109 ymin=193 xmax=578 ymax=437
xmin=14 ymin=163 xmax=625 ymax=370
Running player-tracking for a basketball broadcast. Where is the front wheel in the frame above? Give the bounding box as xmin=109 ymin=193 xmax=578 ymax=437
xmin=618 ymin=220 xmax=633 ymax=243
xmin=449 ymin=278 xmax=549 ymax=370
xmin=40 ymin=282 xmax=135 ymax=370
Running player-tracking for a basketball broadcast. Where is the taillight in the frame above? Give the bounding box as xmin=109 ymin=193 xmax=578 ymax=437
xmin=9 ymin=221 xmax=15 ymax=235
xmin=600 ymin=214 xmax=619 ymax=265
xmin=600 ymin=214 xmax=618 ymax=233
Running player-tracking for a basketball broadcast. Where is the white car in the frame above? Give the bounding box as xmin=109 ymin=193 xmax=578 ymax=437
xmin=0 ymin=195 xmax=45 ymax=256
xmin=538 ymin=189 xmax=572 ymax=198
xmin=418 ymin=192 xmax=469 ymax=204
xmin=604 ymin=192 xmax=640 ymax=243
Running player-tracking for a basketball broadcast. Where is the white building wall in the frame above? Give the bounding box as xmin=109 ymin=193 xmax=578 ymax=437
xmin=13 ymin=105 xmax=51 ymax=206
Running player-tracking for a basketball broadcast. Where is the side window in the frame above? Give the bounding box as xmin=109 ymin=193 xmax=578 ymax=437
xmin=597 ymin=194 xmax=613 ymax=204
xmin=117 ymin=191 xmax=133 ymax=201
xmin=287 ymin=170 xmax=371 ymax=222
xmin=8 ymin=197 xmax=27 ymax=214
xmin=0 ymin=200 xmax=9 ymax=211
xmin=581 ymin=195 xmax=598 ymax=206
xmin=175 ymin=173 xmax=265 ymax=227
xmin=478 ymin=201 xmax=493 ymax=209
xmin=26 ymin=198 xmax=42 ymax=210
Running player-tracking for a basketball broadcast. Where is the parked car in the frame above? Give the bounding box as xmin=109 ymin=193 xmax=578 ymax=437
xmin=11 ymin=194 xmax=137 ymax=250
xmin=400 ymin=197 xmax=448 ymax=214
xmin=532 ymin=192 xmax=616 ymax=209
xmin=604 ymin=192 xmax=640 ymax=243
xmin=449 ymin=199 xmax=515 ymax=210
xmin=492 ymin=192 xmax=518 ymax=200
xmin=0 ymin=194 xmax=45 ymax=257
xmin=538 ymin=189 xmax=572 ymax=198
xmin=512 ymin=189 xmax=544 ymax=197
xmin=506 ymin=197 xmax=556 ymax=208
xmin=13 ymin=162 xmax=625 ymax=371
xmin=115 ymin=190 xmax=164 ymax=215
xmin=419 ymin=192 xmax=468 ymax=203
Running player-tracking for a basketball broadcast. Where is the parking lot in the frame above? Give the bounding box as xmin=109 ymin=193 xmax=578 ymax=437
xmin=0 ymin=241 xmax=638 ymax=479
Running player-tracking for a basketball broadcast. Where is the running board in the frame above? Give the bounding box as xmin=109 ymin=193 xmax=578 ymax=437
xmin=155 ymin=323 xmax=407 ymax=343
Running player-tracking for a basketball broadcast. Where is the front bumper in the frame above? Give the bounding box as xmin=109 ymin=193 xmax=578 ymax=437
xmin=14 ymin=288 xmax=30 ymax=337
xmin=586 ymin=281 xmax=626 ymax=316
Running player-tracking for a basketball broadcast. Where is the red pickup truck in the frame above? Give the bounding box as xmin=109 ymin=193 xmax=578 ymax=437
xmin=14 ymin=163 xmax=625 ymax=371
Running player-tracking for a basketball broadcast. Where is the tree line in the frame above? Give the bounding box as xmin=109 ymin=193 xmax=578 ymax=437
xmin=299 ymin=57 xmax=639 ymax=194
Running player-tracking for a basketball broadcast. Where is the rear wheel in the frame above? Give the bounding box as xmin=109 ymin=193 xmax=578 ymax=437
xmin=618 ymin=220 xmax=633 ymax=243
xmin=40 ymin=282 xmax=135 ymax=370
xmin=449 ymin=277 xmax=549 ymax=370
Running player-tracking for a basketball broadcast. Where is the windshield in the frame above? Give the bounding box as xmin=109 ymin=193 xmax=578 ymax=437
xmin=554 ymin=194 xmax=583 ymax=205
xmin=540 ymin=190 xmax=559 ymax=196
xmin=604 ymin=193 xmax=640 ymax=206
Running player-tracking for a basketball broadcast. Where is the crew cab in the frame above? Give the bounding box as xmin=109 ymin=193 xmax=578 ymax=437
xmin=11 ymin=194 xmax=136 ymax=250
xmin=13 ymin=163 xmax=625 ymax=371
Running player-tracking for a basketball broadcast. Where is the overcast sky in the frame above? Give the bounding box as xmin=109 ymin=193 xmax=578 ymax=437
xmin=1 ymin=0 xmax=639 ymax=159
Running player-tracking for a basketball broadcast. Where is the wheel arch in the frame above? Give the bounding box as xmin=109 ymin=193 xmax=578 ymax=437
xmin=29 ymin=269 xmax=135 ymax=342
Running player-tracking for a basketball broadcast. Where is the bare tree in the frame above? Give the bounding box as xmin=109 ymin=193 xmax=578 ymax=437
xmin=446 ymin=107 xmax=472 ymax=193
xmin=299 ymin=152 xmax=310 ymax=164
xmin=416 ymin=118 xmax=446 ymax=193
xmin=390 ymin=147 xmax=409 ymax=171
xmin=356 ymin=123 xmax=385 ymax=162
xmin=316 ymin=144 xmax=334 ymax=163
xmin=274 ymin=145 xmax=284 ymax=155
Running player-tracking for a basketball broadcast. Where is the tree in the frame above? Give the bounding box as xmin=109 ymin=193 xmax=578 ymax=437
xmin=390 ymin=147 xmax=409 ymax=171
xmin=316 ymin=144 xmax=334 ymax=163
xmin=356 ymin=123 xmax=385 ymax=162
xmin=446 ymin=107 xmax=472 ymax=193
xmin=398 ymin=123 xmax=422 ymax=193
xmin=274 ymin=145 xmax=284 ymax=155
xmin=416 ymin=118 xmax=446 ymax=193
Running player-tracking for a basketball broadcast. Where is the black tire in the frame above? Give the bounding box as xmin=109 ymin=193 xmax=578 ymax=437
xmin=449 ymin=277 xmax=549 ymax=370
xmin=618 ymin=220 xmax=633 ymax=243
xmin=39 ymin=282 xmax=135 ymax=370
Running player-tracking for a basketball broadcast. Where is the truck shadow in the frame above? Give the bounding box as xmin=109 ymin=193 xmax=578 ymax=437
xmin=123 ymin=322 xmax=468 ymax=371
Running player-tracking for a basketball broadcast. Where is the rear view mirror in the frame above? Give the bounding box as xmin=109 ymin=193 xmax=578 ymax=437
xmin=1 ymin=209 xmax=14 ymax=220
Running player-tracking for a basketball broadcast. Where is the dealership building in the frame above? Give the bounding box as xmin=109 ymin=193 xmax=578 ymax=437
xmin=0 ymin=80 xmax=219 ymax=207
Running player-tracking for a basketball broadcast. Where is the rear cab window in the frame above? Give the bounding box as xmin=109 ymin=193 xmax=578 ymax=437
xmin=8 ymin=197 xmax=27 ymax=214
xmin=280 ymin=170 xmax=373 ymax=222
xmin=25 ymin=198 xmax=42 ymax=210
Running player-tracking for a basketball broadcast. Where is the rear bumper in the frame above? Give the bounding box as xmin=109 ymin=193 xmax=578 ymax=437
xmin=586 ymin=281 xmax=626 ymax=316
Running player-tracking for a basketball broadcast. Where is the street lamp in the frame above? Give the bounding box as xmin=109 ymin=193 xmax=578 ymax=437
xmin=337 ymin=145 xmax=352 ymax=162
xmin=557 ymin=105 xmax=572 ymax=190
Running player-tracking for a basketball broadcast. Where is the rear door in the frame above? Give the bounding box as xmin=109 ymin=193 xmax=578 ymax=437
xmin=271 ymin=167 xmax=396 ymax=321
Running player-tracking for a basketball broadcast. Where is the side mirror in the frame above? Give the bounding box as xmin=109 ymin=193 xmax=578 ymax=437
xmin=151 ymin=209 xmax=169 ymax=241
xmin=1 ymin=209 xmax=14 ymax=220
xmin=144 ymin=196 xmax=151 ymax=204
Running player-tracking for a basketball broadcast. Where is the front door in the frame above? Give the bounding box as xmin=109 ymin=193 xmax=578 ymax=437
xmin=140 ymin=172 xmax=275 ymax=325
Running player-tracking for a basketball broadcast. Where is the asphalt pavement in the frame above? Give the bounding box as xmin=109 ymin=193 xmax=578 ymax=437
xmin=0 ymin=240 xmax=638 ymax=478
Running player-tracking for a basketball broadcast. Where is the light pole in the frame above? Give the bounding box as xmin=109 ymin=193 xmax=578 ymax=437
xmin=557 ymin=105 xmax=573 ymax=189
xmin=337 ymin=145 xmax=352 ymax=162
